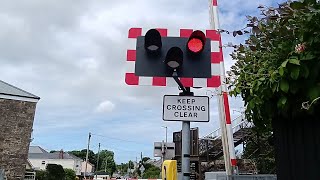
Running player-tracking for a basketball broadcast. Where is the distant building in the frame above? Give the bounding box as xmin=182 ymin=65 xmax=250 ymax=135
xmin=81 ymin=160 xmax=95 ymax=175
xmin=0 ymin=80 xmax=40 ymax=180
xmin=93 ymin=172 xmax=110 ymax=180
xmin=28 ymin=146 xmax=82 ymax=175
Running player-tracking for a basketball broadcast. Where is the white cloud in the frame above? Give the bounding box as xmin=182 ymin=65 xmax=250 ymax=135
xmin=2 ymin=0 xmax=283 ymax=163
xmin=95 ymin=100 xmax=115 ymax=113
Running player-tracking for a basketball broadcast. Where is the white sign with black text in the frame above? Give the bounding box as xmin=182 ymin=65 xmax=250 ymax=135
xmin=163 ymin=95 xmax=210 ymax=122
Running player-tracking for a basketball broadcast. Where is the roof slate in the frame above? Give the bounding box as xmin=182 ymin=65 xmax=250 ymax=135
xmin=28 ymin=146 xmax=82 ymax=160
xmin=0 ymin=80 xmax=40 ymax=99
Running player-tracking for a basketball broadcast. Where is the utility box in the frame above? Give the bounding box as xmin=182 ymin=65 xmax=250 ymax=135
xmin=205 ymin=172 xmax=226 ymax=180
xmin=162 ymin=160 xmax=177 ymax=180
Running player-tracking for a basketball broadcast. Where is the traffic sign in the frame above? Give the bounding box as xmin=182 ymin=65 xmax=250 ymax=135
xmin=163 ymin=95 xmax=209 ymax=122
xmin=125 ymin=27 xmax=223 ymax=88
xmin=154 ymin=142 xmax=175 ymax=160
xmin=135 ymin=29 xmax=212 ymax=78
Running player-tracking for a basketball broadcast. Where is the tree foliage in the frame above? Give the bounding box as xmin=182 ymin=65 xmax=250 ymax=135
xmin=117 ymin=163 xmax=129 ymax=176
xmin=242 ymin=128 xmax=276 ymax=174
xmin=69 ymin=149 xmax=116 ymax=176
xmin=46 ymin=164 xmax=65 ymax=180
xmin=142 ymin=157 xmax=150 ymax=162
xmin=227 ymin=0 xmax=320 ymax=127
xmin=64 ymin=168 xmax=76 ymax=180
xmin=69 ymin=149 xmax=96 ymax=165
xmin=35 ymin=170 xmax=47 ymax=180
xmin=96 ymin=150 xmax=117 ymax=176
xmin=141 ymin=165 xmax=161 ymax=179
xmin=137 ymin=157 xmax=161 ymax=178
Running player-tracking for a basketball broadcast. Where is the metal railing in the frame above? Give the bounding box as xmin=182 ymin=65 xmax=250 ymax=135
xmin=201 ymin=114 xmax=253 ymax=141
xmin=216 ymin=174 xmax=277 ymax=180
xmin=24 ymin=171 xmax=36 ymax=180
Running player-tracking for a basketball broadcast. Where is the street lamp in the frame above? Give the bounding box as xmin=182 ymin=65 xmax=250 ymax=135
xmin=161 ymin=126 xmax=168 ymax=143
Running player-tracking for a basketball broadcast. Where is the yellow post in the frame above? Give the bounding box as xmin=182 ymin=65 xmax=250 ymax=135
xmin=162 ymin=160 xmax=177 ymax=180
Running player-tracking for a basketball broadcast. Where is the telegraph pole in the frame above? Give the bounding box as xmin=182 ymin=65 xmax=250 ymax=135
xmin=84 ymin=132 xmax=91 ymax=179
xmin=140 ymin=152 xmax=143 ymax=162
xmin=105 ymin=158 xmax=108 ymax=172
xmin=95 ymin=143 xmax=101 ymax=179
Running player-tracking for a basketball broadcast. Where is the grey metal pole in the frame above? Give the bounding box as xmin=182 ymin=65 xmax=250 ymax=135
xmin=165 ymin=126 xmax=168 ymax=144
xmin=161 ymin=140 xmax=164 ymax=164
xmin=182 ymin=121 xmax=190 ymax=180
xmin=85 ymin=132 xmax=91 ymax=179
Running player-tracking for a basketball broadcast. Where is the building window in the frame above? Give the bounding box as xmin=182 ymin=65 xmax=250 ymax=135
xmin=41 ymin=161 xmax=45 ymax=165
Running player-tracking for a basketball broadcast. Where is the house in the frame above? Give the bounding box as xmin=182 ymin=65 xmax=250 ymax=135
xmin=92 ymin=172 xmax=110 ymax=180
xmin=0 ymin=80 xmax=40 ymax=180
xmin=28 ymin=146 xmax=82 ymax=175
xmin=81 ymin=160 xmax=95 ymax=176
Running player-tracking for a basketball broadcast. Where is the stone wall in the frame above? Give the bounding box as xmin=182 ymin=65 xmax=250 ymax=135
xmin=0 ymin=98 xmax=37 ymax=180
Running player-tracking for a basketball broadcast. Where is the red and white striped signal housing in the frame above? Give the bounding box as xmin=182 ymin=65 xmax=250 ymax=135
xmin=125 ymin=28 xmax=223 ymax=88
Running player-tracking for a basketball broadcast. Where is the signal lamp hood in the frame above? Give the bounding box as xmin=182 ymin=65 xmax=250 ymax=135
xmin=144 ymin=29 xmax=162 ymax=54
xmin=165 ymin=47 xmax=183 ymax=69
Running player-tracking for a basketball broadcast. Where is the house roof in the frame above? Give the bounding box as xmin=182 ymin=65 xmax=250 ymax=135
xmin=51 ymin=152 xmax=82 ymax=160
xmin=29 ymin=146 xmax=48 ymax=154
xmin=28 ymin=146 xmax=82 ymax=160
xmin=0 ymin=80 xmax=40 ymax=102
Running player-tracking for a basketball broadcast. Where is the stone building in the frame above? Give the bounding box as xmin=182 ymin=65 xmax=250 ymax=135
xmin=0 ymin=80 xmax=40 ymax=179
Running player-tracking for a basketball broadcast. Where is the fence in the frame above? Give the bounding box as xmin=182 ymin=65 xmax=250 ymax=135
xmin=216 ymin=174 xmax=277 ymax=180
xmin=24 ymin=171 xmax=35 ymax=180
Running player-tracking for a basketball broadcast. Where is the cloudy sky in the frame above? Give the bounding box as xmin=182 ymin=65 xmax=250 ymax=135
xmin=0 ymin=0 xmax=284 ymax=163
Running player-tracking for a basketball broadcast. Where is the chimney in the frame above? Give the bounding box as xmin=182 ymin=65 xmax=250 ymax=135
xmin=59 ymin=149 xmax=64 ymax=159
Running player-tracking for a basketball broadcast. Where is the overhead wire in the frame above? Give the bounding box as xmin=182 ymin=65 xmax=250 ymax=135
xmin=91 ymin=133 xmax=151 ymax=146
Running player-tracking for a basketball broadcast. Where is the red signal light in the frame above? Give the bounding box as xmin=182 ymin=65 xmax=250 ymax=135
xmin=187 ymin=30 xmax=206 ymax=54
xmin=187 ymin=38 xmax=204 ymax=53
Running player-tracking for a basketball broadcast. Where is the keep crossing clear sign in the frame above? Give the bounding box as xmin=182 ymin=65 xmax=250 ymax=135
xmin=163 ymin=95 xmax=210 ymax=122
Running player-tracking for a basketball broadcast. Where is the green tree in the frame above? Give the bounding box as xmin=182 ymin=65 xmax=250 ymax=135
xmin=241 ymin=128 xmax=276 ymax=174
xmin=142 ymin=166 xmax=161 ymax=179
xmin=141 ymin=157 xmax=150 ymax=163
xmin=64 ymin=168 xmax=76 ymax=180
xmin=69 ymin=149 xmax=96 ymax=165
xmin=128 ymin=160 xmax=134 ymax=169
xmin=228 ymin=0 xmax=320 ymax=178
xmin=35 ymin=170 xmax=47 ymax=180
xmin=117 ymin=163 xmax=129 ymax=176
xmin=96 ymin=150 xmax=116 ymax=176
xmin=46 ymin=164 xmax=65 ymax=180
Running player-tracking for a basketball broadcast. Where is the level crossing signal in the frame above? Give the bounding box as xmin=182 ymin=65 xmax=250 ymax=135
xmin=135 ymin=29 xmax=212 ymax=78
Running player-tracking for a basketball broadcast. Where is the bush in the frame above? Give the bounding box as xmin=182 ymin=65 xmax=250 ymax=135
xmin=64 ymin=168 xmax=76 ymax=180
xmin=35 ymin=170 xmax=47 ymax=180
xmin=142 ymin=166 xmax=161 ymax=179
xmin=46 ymin=164 xmax=65 ymax=180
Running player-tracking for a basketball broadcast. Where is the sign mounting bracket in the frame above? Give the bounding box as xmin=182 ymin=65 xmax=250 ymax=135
xmin=172 ymin=71 xmax=194 ymax=96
